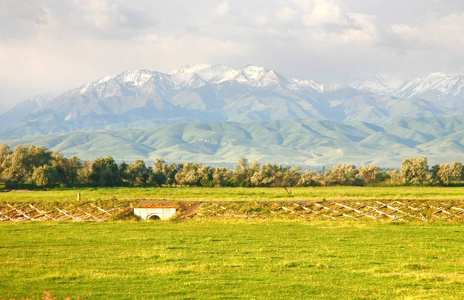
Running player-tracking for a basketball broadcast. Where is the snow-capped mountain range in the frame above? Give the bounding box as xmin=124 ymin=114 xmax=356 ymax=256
xmin=348 ymin=72 xmax=464 ymax=101
xmin=347 ymin=73 xmax=407 ymax=96
xmin=2 ymin=64 xmax=464 ymax=140
xmin=3 ymin=64 xmax=464 ymax=166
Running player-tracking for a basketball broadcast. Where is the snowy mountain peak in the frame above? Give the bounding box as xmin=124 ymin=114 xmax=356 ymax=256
xmin=232 ymin=65 xmax=288 ymax=86
xmin=75 ymin=69 xmax=156 ymax=95
xmin=424 ymin=72 xmax=455 ymax=79
xmin=6 ymin=64 xmax=464 ymax=137
xmin=194 ymin=64 xmax=235 ymax=82
xmin=241 ymin=65 xmax=268 ymax=79
xmin=114 ymin=69 xmax=154 ymax=87
xmin=168 ymin=64 xmax=286 ymax=87
xmin=96 ymin=75 xmax=115 ymax=85
xmin=181 ymin=73 xmax=207 ymax=89
xmin=397 ymin=72 xmax=464 ymax=99
xmin=347 ymin=73 xmax=406 ymax=95
xmin=347 ymin=71 xmax=464 ymax=99
xmin=47 ymin=66 xmax=464 ymax=116
xmin=289 ymin=78 xmax=324 ymax=92
xmin=169 ymin=64 xmax=233 ymax=85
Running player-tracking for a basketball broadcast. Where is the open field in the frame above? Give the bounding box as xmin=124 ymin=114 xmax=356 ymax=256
xmin=1 ymin=220 xmax=464 ymax=299
xmin=3 ymin=186 xmax=464 ymax=203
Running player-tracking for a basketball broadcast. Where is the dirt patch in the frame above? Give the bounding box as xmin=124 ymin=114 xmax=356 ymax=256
xmin=178 ymin=202 xmax=202 ymax=219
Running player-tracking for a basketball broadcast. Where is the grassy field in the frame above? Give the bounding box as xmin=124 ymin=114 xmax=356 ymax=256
xmin=1 ymin=220 xmax=464 ymax=299
xmin=2 ymin=186 xmax=464 ymax=203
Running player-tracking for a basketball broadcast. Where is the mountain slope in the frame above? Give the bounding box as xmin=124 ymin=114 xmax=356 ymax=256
xmin=349 ymin=72 xmax=464 ymax=104
xmin=347 ymin=74 xmax=406 ymax=95
xmin=0 ymin=94 xmax=52 ymax=129
xmin=395 ymin=73 xmax=464 ymax=101
xmin=3 ymin=117 xmax=464 ymax=167
xmin=3 ymin=65 xmax=462 ymax=138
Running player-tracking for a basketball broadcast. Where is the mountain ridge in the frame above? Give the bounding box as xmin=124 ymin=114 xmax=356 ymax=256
xmin=348 ymin=72 xmax=464 ymax=101
xmin=3 ymin=64 xmax=464 ymax=139
xmin=3 ymin=116 xmax=464 ymax=168
xmin=2 ymin=65 xmax=464 ymax=167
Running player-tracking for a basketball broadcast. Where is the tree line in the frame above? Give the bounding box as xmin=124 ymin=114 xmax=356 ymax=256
xmin=0 ymin=144 xmax=463 ymax=189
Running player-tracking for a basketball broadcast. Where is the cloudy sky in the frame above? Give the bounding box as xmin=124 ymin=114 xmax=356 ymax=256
xmin=1 ymin=0 xmax=464 ymax=112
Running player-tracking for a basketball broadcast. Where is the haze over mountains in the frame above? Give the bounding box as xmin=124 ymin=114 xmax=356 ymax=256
xmin=1 ymin=64 xmax=464 ymax=167
xmin=349 ymin=72 xmax=464 ymax=101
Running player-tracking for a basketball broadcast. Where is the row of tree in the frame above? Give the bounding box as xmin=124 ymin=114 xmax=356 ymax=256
xmin=0 ymin=144 xmax=463 ymax=188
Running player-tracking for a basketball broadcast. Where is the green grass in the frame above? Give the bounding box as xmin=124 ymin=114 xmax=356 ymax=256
xmin=1 ymin=220 xmax=464 ymax=299
xmin=2 ymin=186 xmax=464 ymax=203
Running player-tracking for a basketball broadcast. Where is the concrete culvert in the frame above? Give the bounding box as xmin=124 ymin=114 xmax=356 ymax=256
xmin=147 ymin=214 xmax=161 ymax=221
xmin=133 ymin=207 xmax=177 ymax=221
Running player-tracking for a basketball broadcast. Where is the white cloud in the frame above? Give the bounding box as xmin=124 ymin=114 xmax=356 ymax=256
xmin=296 ymin=0 xmax=347 ymax=28
xmin=0 ymin=0 xmax=49 ymax=40
xmin=390 ymin=24 xmax=416 ymax=37
xmin=216 ymin=1 xmax=229 ymax=16
xmin=254 ymin=15 xmax=269 ymax=27
xmin=391 ymin=13 xmax=464 ymax=48
xmin=276 ymin=7 xmax=298 ymax=21
xmin=72 ymin=0 xmax=114 ymax=28
xmin=2 ymin=0 xmax=464 ymax=111
xmin=340 ymin=13 xmax=379 ymax=44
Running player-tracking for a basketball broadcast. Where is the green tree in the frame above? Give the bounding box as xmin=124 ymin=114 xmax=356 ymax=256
xmin=198 ymin=165 xmax=213 ymax=187
xmin=0 ymin=143 xmax=12 ymax=183
xmin=31 ymin=165 xmax=58 ymax=187
xmin=1 ymin=145 xmax=52 ymax=185
xmin=89 ymin=156 xmax=121 ymax=186
xmin=401 ymin=157 xmax=429 ymax=186
xmin=450 ymin=161 xmax=464 ymax=182
xmin=153 ymin=159 xmax=178 ymax=186
xmin=175 ymin=163 xmax=202 ymax=186
xmin=77 ymin=159 xmax=92 ymax=185
xmin=357 ymin=165 xmax=382 ymax=186
xmin=278 ymin=166 xmax=301 ymax=188
xmin=0 ymin=143 xmax=11 ymax=175
xmin=126 ymin=160 xmax=151 ymax=185
xmin=151 ymin=159 xmax=167 ymax=186
xmin=297 ymin=170 xmax=321 ymax=187
xmin=250 ymin=163 xmax=275 ymax=187
xmin=118 ymin=162 xmax=130 ymax=183
xmin=212 ymin=167 xmax=233 ymax=187
xmin=51 ymin=151 xmax=70 ymax=185
xmin=68 ymin=156 xmax=82 ymax=185
xmin=2 ymin=145 xmax=31 ymax=184
xmin=437 ymin=162 xmax=463 ymax=185
xmin=429 ymin=164 xmax=441 ymax=185
xmin=437 ymin=163 xmax=451 ymax=185
xmin=233 ymin=158 xmax=253 ymax=187
xmin=326 ymin=164 xmax=359 ymax=186
xmin=386 ymin=169 xmax=402 ymax=184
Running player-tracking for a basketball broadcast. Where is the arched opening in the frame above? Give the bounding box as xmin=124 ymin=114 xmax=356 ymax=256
xmin=147 ymin=214 xmax=161 ymax=221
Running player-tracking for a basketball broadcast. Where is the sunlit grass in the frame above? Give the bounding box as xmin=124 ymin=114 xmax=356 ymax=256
xmin=1 ymin=220 xmax=463 ymax=299
xmin=2 ymin=186 xmax=464 ymax=203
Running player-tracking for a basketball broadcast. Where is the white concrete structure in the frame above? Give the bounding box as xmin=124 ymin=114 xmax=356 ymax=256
xmin=133 ymin=207 xmax=177 ymax=221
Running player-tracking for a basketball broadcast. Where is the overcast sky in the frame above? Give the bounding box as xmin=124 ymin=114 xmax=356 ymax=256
xmin=2 ymin=0 xmax=464 ymax=112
